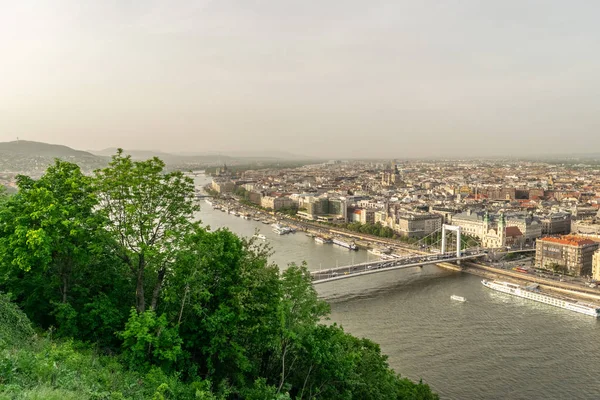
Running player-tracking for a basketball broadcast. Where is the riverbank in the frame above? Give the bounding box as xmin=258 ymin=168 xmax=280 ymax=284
xmin=203 ymin=196 xmax=424 ymax=258
xmin=207 ymin=196 xmax=600 ymax=303
xmin=449 ymin=261 xmax=600 ymax=304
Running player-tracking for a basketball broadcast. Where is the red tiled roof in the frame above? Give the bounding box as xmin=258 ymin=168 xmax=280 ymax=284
xmin=539 ymin=236 xmax=597 ymax=247
xmin=505 ymin=226 xmax=523 ymax=237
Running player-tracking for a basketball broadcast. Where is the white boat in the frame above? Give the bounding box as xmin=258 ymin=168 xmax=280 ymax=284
xmin=205 ymin=199 xmax=213 ymax=206
xmin=482 ymin=280 xmax=600 ymax=318
xmin=314 ymin=236 xmax=332 ymax=244
xmin=450 ymin=295 xmax=466 ymax=302
xmin=253 ymin=234 xmax=267 ymax=240
xmin=272 ymin=224 xmax=292 ymax=235
xmin=332 ymin=238 xmax=358 ymax=251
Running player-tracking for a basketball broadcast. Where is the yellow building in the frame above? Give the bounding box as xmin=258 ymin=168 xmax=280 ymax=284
xmin=593 ymin=250 xmax=600 ymax=281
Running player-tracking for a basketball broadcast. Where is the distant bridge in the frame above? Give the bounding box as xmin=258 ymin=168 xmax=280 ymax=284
xmin=311 ymin=252 xmax=486 ymax=284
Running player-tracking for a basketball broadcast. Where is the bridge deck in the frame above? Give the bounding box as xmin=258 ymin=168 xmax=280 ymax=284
xmin=311 ymin=254 xmax=485 ymax=284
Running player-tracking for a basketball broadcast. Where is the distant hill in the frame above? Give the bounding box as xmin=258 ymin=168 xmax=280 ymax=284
xmin=0 ymin=140 xmax=107 ymax=175
xmin=91 ymin=148 xmax=235 ymax=164
xmin=91 ymin=148 xmax=318 ymax=164
xmin=0 ymin=140 xmax=97 ymax=158
xmin=92 ymin=147 xmax=175 ymax=159
xmin=175 ymin=150 xmax=314 ymax=161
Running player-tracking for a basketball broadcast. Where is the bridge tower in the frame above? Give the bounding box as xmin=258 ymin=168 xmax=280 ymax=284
xmin=441 ymin=224 xmax=462 ymax=258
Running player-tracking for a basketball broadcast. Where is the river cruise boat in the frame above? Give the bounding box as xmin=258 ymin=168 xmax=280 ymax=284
xmin=272 ymin=224 xmax=292 ymax=235
xmin=481 ymin=280 xmax=600 ymax=318
xmin=450 ymin=295 xmax=466 ymax=302
xmin=332 ymin=238 xmax=358 ymax=251
xmin=314 ymin=236 xmax=332 ymax=244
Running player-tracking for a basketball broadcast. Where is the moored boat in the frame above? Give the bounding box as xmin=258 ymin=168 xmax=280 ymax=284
xmin=272 ymin=224 xmax=292 ymax=235
xmin=482 ymin=280 xmax=600 ymax=318
xmin=314 ymin=236 xmax=332 ymax=244
xmin=332 ymin=238 xmax=358 ymax=251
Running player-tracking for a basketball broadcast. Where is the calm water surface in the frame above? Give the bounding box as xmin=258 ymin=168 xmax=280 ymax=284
xmin=195 ymin=175 xmax=600 ymax=400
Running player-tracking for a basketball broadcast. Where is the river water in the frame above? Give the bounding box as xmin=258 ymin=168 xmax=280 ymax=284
xmin=194 ymin=175 xmax=600 ymax=400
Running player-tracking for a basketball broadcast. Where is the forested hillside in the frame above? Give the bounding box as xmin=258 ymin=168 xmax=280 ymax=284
xmin=0 ymin=151 xmax=438 ymax=399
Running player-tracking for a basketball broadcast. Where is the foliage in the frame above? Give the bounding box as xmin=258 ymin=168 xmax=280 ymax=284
xmin=0 ymin=160 xmax=131 ymax=345
xmin=0 ymin=333 xmax=213 ymax=400
xmin=0 ymin=293 xmax=34 ymax=348
xmin=119 ymin=309 xmax=183 ymax=372
xmin=276 ymin=206 xmax=298 ymax=217
xmin=341 ymin=222 xmax=395 ymax=238
xmin=0 ymin=185 xmax=9 ymax=206
xmin=0 ymin=155 xmax=439 ymax=400
xmin=204 ymin=187 xmax=221 ymax=198
xmin=94 ymin=149 xmax=199 ymax=313
xmin=549 ymin=262 xmax=569 ymax=275
xmin=233 ymin=186 xmax=248 ymax=198
xmin=163 ymin=228 xmax=283 ymax=388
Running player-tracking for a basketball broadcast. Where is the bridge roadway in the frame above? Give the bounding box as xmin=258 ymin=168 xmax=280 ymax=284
xmin=311 ymin=252 xmax=486 ymax=284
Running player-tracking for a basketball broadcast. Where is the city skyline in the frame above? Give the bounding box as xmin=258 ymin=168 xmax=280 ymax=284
xmin=2 ymin=1 xmax=600 ymax=158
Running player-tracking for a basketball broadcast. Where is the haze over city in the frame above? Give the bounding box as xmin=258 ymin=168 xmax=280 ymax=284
xmin=2 ymin=0 xmax=600 ymax=158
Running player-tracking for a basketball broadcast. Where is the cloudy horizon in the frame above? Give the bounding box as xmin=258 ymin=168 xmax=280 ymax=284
xmin=2 ymin=1 xmax=600 ymax=159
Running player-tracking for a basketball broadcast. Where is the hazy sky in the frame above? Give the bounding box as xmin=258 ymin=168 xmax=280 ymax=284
xmin=2 ymin=1 xmax=600 ymax=158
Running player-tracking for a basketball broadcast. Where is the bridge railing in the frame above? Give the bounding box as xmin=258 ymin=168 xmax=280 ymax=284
xmin=311 ymin=253 xmax=486 ymax=283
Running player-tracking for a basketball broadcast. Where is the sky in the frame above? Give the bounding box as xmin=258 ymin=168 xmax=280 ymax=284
xmin=1 ymin=0 xmax=600 ymax=159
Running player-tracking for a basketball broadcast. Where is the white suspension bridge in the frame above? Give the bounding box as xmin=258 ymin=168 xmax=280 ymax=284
xmin=311 ymin=224 xmax=533 ymax=284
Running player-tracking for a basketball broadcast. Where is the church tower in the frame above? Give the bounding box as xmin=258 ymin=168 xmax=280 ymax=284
xmin=483 ymin=210 xmax=490 ymax=233
xmin=498 ymin=212 xmax=506 ymax=247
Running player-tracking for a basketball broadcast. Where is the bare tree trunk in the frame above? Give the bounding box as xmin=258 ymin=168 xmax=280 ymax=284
xmin=150 ymin=267 xmax=167 ymax=311
xmin=136 ymin=254 xmax=146 ymax=313
xmin=178 ymin=285 xmax=189 ymax=325
xmin=277 ymin=342 xmax=288 ymax=393
xmin=299 ymin=364 xmax=313 ymax=400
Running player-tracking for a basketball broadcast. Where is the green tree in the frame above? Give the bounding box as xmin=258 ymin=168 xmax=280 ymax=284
xmin=119 ymin=308 xmax=183 ymax=372
xmin=162 ymin=228 xmax=282 ymax=388
xmin=0 ymin=161 xmax=130 ymax=341
xmin=0 ymin=161 xmax=100 ymax=303
xmin=276 ymin=264 xmax=330 ymax=394
xmin=0 ymin=185 xmax=9 ymax=206
xmin=94 ymin=150 xmax=199 ymax=313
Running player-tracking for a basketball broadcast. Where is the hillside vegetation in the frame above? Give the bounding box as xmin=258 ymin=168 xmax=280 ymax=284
xmin=0 ymin=141 xmax=107 ymax=174
xmin=0 ymin=151 xmax=438 ymax=399
xmin=0 ymin=140 xmax=97 ymax=158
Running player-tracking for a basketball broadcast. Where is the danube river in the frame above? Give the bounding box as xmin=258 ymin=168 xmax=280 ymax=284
xmin=195 ymin=176 xmax=600 ymax=400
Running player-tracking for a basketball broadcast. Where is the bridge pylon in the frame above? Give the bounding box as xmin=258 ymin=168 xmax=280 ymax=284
xmin=441 ymin=224 xmax=462 ymax=260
